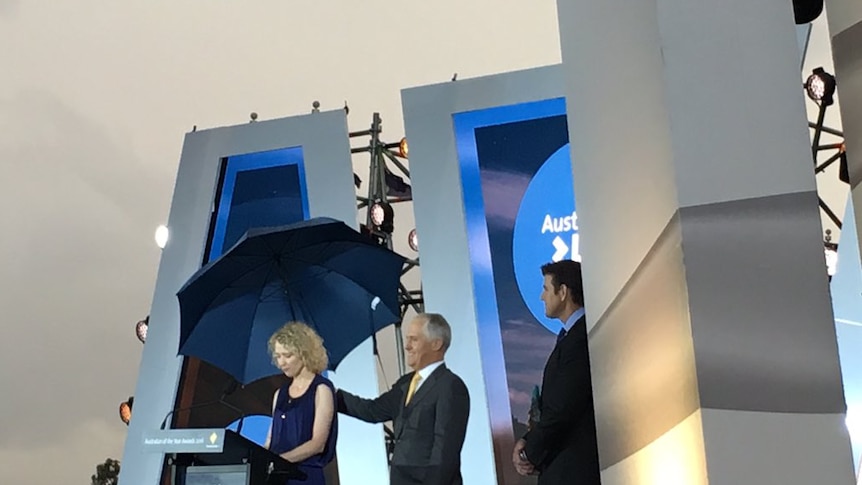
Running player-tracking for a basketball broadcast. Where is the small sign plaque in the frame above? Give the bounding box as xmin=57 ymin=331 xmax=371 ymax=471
xmin=141 ymin=429 xmax=225 ymax=454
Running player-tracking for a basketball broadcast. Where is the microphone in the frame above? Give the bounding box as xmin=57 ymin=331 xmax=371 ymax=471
xmin=159 ymin=379 xmax=246 ymax=434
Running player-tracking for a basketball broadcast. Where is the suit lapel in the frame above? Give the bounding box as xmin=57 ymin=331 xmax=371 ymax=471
xmin=558 ymin=315 xmax=586 ymax=346
xmin=406 ymin=364 xmax=445 ymax=408
xmin=394 ymin=365 xmax=447 ymax=439
xmin=546 ymin=315 xmax=585 ymax=377
xmin=393 ymin=373 xmax=415 ymax=439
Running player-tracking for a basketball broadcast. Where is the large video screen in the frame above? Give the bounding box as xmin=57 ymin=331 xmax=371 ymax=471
xmin=454 ymin=97 xmax=579 ymax=441
xmin=206 ymin=146 xmax=308 ymax=262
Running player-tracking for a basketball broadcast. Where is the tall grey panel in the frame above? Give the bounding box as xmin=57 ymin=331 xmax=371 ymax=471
xmin=832 ymin=22 xmax=862 ymax=189
xmin=830 ymin=18 xmax=862 ymax=259
xmin=824 ymin=2 xmax=862 ymax=475
xmin=558 ymin=0 xmax=855 ymax=482
xmin=831 ymin=199 xmax=862 ymax=474
xmin=680 ymin=193 xmax=845 ymax=413
xmin=824 ymin=0 xmax=862 ymax=35
xmin=589 ymin=215 xmax=700 ymax=467
xmin=557 ymin=0 xmax=678 ymax=325
xmin=118 ymin=110 xmax=388 ymax=485
xmin=402 ymin=66 xmax=566 ymax=485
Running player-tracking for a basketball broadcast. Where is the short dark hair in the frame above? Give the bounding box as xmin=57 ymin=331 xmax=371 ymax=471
xmin=541 ymin=260 xmax=584 ymax=306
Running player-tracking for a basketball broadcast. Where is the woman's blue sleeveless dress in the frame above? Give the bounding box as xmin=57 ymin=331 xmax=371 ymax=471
xmin=270 ymin=374 xmax=338 ymax=485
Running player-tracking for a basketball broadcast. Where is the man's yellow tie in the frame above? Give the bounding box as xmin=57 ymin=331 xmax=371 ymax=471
xmin=405 ymin=372 xmax=422 ymax=405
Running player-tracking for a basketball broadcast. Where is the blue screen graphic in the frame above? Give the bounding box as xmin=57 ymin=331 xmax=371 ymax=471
xmin=208 ymin=146 xmax=308 ymax=262
xmin=227 ymin=415 xmax=272 ymax=447
xmin=453 ymin=97 xmax=576 ymax=431
xmin=512 ymin=144 xmax=580 ymax=333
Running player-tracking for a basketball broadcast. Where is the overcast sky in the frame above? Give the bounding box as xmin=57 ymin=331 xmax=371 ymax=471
xmin=0 ymin=2 xmax=847 ymax=484
xmin=0 ymin=2 xmax=562 ymax=483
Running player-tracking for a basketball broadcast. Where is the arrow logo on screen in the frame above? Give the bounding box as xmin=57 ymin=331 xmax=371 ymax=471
xmin=552 ymin=236 xmax=568 ymax=262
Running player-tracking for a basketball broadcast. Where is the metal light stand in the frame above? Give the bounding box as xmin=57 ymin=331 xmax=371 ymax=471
xmin=805 ymin=68 xmax=848 ymax=231
xmin=350 ymin=113 xmax=424 ymax=377
xmin=809 ymin=103 xmax=847 ymax=230
xmin=804 ymin=68 xmax=850 ymax=282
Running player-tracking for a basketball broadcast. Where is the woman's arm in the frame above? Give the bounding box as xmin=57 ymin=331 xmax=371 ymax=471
xmin=280 ymin=384 xmax=335 ymax=463
xmin=264 ymin=389 xmax=278 ymax=450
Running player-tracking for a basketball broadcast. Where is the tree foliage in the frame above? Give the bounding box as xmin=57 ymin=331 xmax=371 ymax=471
xmin=91 ymin=458 xmax=120 ymax=485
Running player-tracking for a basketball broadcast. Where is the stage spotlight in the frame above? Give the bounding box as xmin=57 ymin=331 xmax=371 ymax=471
xmin=370 ymin=201 xmax=395 ymax=233
xmin=119 ymin=396 xmax=134 ymax=425
xmin=155 ymin=225 xmax=169 ymax=249
xmin=825 ymin=229 xmax=838 ymax=277
xmin=805 ymin=67 xmax=836 ymax=106
xmin=136 ymin=317 xmax=149 ymax=344
xmin=398 ymin=137 xmax=409 ymax=159
xmin=793 ymin=0 xmax=823 ymax=24
xmin=408 ymin=229 xmax=419 ymax=252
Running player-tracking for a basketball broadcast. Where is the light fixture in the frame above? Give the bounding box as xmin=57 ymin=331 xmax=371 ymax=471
xmin=369 ymin=201 xmax=395 ymax=233
xmin=792 ymin=0 xmax=823 ymax=25
xmin=805 ymin=67 xmax=836 ymax=106
xmin=408 ymin=229 xmax=418 ymax=252
xmin=824 ymin=229 xmax=838 ymax=277
xmin=398 ymin=137 xmax=409 ymax=159
xmin=119 ymin=396 xmax=134 ymax=425
xmin=155 ymin=225 xmax=169 ymax=249
xmin=135 ymin=317 xmax=149 ymax=344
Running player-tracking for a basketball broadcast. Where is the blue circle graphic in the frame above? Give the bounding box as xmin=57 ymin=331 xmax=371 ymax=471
xmin=512 ymin=144 xmax=579 ymax=334
xmin=227 ymin=415 xmax=272 ymax=446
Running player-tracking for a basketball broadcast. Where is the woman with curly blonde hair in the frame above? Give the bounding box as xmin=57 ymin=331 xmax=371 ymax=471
xmin=264 ymin=322 xmax=337 ymax=485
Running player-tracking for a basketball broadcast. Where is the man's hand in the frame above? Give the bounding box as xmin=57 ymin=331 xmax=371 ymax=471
xmin=512 ymin=439 xmax=535 ymax=476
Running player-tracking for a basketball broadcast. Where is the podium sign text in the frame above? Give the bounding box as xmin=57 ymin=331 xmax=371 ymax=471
xmin=142 ymin=429 xmax=225 ymax=454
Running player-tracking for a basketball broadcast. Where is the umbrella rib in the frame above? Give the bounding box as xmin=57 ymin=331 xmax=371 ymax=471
xmin=199 ymin=237 xmax=307 ymax=311
xmin=265 ymin=231 xmax=401 ymax=288
xmin=201 ymin=235 xmax=401 ymax=315
xmin=198 ymin=257 xmax=275 ymax=312
xmin=261 ymin=235 xmax=294 ymax=301
xmin=273 ymin=235 xmax=400 ymax=291
xmin=215 ymin=235 xmax=294 ymax=299
xmin=303 ymin=244 xmax=404 ymax=299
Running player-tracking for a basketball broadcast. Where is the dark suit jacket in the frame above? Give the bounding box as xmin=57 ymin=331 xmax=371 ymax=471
xmin=524 ymin=315 xmax=601 ymax=485
xmin=337 ymin=363 xmax=470 ymax=485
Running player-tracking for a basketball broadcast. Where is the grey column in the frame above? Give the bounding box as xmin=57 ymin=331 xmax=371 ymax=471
xmin=116 ymin=111 xmax=382 ymax=485
xmin=824 ymin=1 xmax=862 ymax=256
xmin=557 ymin=0 xmax=855 ymax=483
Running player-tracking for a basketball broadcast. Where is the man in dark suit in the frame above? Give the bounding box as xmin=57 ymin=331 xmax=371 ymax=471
xmin=512 ymin=260 xmax=601 ymax=484
xmin=336 ymin=312 xmax=470 ymax=485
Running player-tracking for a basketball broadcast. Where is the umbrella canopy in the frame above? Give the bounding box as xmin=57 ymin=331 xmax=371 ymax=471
xmin=177 ymin=217 xmax=405 ymax=384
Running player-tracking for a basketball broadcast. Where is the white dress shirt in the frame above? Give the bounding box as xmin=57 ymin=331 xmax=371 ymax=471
xmin=413 ymin=360 xmax=444 ymax=392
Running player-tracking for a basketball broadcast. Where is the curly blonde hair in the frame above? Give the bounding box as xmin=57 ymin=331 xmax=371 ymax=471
xmin=268 ymin=322 xmax=329 ymax=374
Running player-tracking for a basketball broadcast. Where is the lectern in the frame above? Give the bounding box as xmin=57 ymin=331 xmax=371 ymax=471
xmin=143 ymin=429 xmax=304 ymax=485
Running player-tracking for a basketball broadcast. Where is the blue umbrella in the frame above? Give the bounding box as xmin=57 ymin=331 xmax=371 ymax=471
xmin=177 ymin=217 xmax=405 ymax=384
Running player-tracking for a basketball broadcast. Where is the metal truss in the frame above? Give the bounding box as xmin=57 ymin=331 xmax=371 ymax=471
xmin=350 ymin=112 xmax=423 ymax=376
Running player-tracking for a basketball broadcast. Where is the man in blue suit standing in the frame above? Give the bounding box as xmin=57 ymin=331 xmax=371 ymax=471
xmin=512 ymin=260 xmax=601 ymax=484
